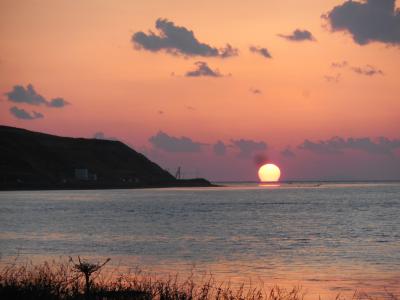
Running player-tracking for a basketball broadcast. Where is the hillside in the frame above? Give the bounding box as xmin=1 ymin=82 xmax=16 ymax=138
xmin=0 ymin=126 xmax=212 ymax=190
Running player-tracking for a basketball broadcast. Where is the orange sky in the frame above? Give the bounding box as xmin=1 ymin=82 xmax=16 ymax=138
xmin=1 ymin=0 xmax=400 ymax=181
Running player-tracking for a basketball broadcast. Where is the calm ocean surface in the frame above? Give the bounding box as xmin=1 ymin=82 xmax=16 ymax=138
xmin=1 ymin=183 xmax=399 ymax=298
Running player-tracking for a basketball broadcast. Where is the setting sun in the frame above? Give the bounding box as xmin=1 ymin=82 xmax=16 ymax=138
xmin=258 ymin=164 xmax=281 ymax=182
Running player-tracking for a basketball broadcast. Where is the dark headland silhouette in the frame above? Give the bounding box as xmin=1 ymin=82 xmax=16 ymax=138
xmin=0 ymin=125 xmax=213 ymax=190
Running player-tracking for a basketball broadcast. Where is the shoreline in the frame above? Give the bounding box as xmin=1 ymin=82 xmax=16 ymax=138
xmin=0 ymin=179 xmax=219 ymax=192
xmin=2 ymin=180 xmax=400 ymax=192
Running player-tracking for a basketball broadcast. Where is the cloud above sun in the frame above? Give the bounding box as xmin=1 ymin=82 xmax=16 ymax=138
xmin=298 ymin=136 xmax=400 ymax=155
xmin=213 ymin=141 xmax=227 ymax=156
xmin=281 ymin=147 xmax=296 ymax=158
xmin=147 ymin=132 xmax=271 ymax=159
xmin=231 ymin=139 xmax=268 ymax=158
xmin=149 ymin=131 xmax=205 ymax=153
xmin=325 ymin=0 xmax=400 ymax=45
xmin=132 ymin=18 xmax=238 ymax=58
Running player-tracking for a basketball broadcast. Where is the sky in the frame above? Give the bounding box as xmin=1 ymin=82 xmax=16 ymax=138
xmin=1 ymin=0 xmax=400 ymax=181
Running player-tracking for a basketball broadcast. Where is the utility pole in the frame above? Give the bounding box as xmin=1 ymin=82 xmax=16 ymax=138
xmin=175 ymin=166 xmax=181 ymax=179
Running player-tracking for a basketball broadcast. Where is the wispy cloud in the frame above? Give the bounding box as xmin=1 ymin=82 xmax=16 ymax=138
xmin=331 ymin=61 xmax=383 ymax=76
xmin=331 ymin=61 xmax=348 ymax=68
xmin=278 ymin=29 xmax=316 ymax=42
xmin=5 ymin=84 xmax=69 ymax=108
xmin=351 ymin=65 xmax=384 ymax=76
xmin=185 ymin=62 xmax=223 ymax=77
xmin=249 ymin=46 xmax=272 ymax=58
xmin=324 ymin=74 xmax=341 ymax=83
xmin=249 ymin=87 xmax=262 ymax=95
xmin=9 ymin=106 xmax=43 ymax=120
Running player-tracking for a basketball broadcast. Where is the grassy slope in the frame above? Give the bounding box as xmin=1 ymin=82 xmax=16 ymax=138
xmin=0 ymin=126 xmax=212 ymax=189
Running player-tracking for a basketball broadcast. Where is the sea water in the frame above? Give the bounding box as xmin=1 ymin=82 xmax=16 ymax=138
xmin=0 ymin=183 xmax=399 ymax=298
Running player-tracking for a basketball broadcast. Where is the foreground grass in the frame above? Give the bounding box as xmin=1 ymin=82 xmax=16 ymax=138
xmin=0 ymin=258 xmax=397 ymax=300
